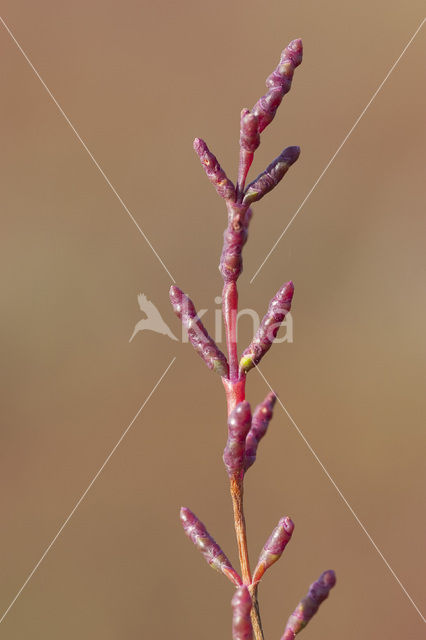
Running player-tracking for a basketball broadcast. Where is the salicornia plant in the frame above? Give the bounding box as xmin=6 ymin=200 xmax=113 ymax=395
xmin=169 ymin=38 xmax=336 ymax=639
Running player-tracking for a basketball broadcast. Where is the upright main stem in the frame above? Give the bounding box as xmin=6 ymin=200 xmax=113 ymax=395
xmin=230 ymin=473 xmax=251 ymax=585
xmin=249 ymin=585 xmax=264 ymax=640
xmin=222 ymin=286 xmax=265 ymax=640
xmin=223 ymin=281 xmax=239 ymax=381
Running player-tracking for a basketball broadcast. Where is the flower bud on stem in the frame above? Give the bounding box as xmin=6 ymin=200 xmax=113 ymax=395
xmin=281 ymin=570 xmax=336 ymax=639
xmin=249 ymin=517 xmax=294 ymax=635
xmin=244 ymin=392 xmax=276 ymax=471
xmin=180 ymin=507 xmax=242 ymax=586
xmin=243 ymin=146 xmax=300 ymax=206
xmin=169 ymin=285 xmax=229 ymax=377
xmin=252 ymin=39 xmax=303 ymax=133
xmin=240 ymin=281 xmax=294 ymax=374
xmin=252 ymin=517 xmax=294 ymax=584
xmin=193 ymin=137 xmax=236 ymax=201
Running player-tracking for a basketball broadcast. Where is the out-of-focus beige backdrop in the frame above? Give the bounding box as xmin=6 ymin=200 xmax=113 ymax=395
xmin=0 ymin=1 xmax=425 ymax=638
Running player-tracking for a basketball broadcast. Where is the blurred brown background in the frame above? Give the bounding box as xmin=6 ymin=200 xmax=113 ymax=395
xmin=0 ymin=1 xmax=425 ymax=638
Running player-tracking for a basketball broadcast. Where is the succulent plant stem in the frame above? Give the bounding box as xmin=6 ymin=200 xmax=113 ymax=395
xmin=223 ymin=375 xmax=264 ymax=639
xmin=222 ymin=281 xmax=239 ymax=380
xmin=222 ymin=377 xmax=246 ymax=414
xmin=178 ymin=36 xmax=334 ymax=640
xmin=221 ymin=215 xmax=266 ymax=637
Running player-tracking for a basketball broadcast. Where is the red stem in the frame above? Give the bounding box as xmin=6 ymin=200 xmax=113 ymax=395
xmin=222 ymin=281 xmax=239 ymax=381
xmin=223 ymin=375 xmax=264 ymax=640
xmin=237 ymin=149 xmax=254 ymax=200
xmin=222 ymin=377 xmax=246 ymax=414
xmin=221 ymin=234 xmax=264 ymax=638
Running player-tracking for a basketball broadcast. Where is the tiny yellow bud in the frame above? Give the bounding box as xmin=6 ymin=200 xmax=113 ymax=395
xmin=239 ymin=354 xmax=254 ymax=373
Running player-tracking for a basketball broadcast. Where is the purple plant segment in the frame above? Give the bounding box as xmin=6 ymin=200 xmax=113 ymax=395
xmin=242 ymin=146 xmax=300 ymax=206
xmin=169 ymin=285 xmax=229 ymax=377
xmin=180 ymin=507 xmax=242 ymax=586
xmin=173 ymin=39 xmax=334 ymax=639
xmin=252 ymin=39 xmax=303 ymax=133
xmin=244 ymin=392 xmax=276 ymax=471
xmin=281 ymin=570 xmax=336 ymax=639
xmin=240 ymin=281 xmax=294 ymax=373
xmin=223 ymin=401 xmax=252 ymax=477
xmin=231 ymin=586 xmax=253 ymax=640
xmin=193 ymin=137 xmax=236 ymax=201
xmin=252 ymin=517 xmax=294 ymax=584
xmin=238 ymin=109 xmax=260 ymax=192
xmin=240 ymin=109 xmax=260 ymax=154
xmin=219 ymin=202 xmax=251 ymax=283
xmin=219 ymin=224 xmax=247 ymax=283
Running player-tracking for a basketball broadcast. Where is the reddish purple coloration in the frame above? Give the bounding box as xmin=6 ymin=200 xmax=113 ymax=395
xmin=238 ymin=109 xmax=260 ymax=194
xmin=169 ymin=285 xmax=229 ymax=377
xmin=252 ymin=517 xmax=294 ymax=584
xmin=177 ymin=38 xmax=336 ymax=639
xmin=252 ymin=39 xmax=303 ymax=133
xmin=193 ymin=137 xmax=236 ymax=200
xmin=243 ymin=146 xmax=300 ymax=206
xmin=240 ymin=281 xmax=294 ymax=373
xmin=219 ymin=201 xmax=251 ymax=283
xmin=240 ymin=109 xmax=260 ymax=153
xmin=231 ymin=586 xmax=253 ymax=640
xmin=223 ymin=401 xmax=252 ymax=477
xmin=180 ymin=507 xmax=242 ymax=586
xmin=244 ymin=392 xmax=276 ymax=471
xmin=281 ymin=570 xmax=336 ymax=639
